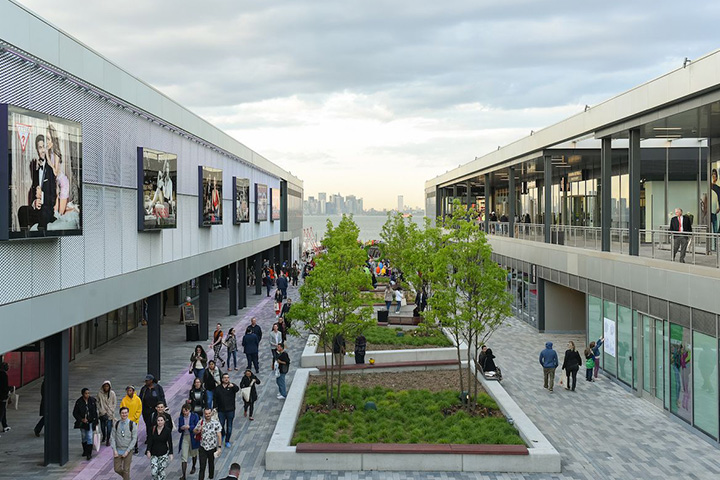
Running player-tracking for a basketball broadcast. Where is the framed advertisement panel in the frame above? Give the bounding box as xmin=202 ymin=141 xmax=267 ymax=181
xmin=233 ymin=177 xmax=250 ymax=224
xmin=199 ymin=166 xmax=223 ymax=226
xmin=255 ymin=183 xmax=268 ymax=223
xmin=271 ymin=187 xmax=281 ymax=222
xmin=2 ymin=104 xmax=83 ymax=240
xmin=137 ymin=147 xmax=177 ymax=231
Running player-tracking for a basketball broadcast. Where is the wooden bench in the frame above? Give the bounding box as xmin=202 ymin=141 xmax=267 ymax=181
xmin=387 ymin=315 xmax=422 ymax=325
xmin=296 ymin=443 xmax=528 ymax=455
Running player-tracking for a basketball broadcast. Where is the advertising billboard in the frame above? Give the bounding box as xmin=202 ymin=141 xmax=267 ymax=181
xmin=271 ymin=187 xmax=281 ymax=221
xmin=137 ymin=147 xmax=177 ymax=231
xmin=255 ymin=183 xmax=268 ymax=223
xmin=199 ymin=166 xmax=223 ymax=226
xmin=2 ymin=104 xmax=83 ymax=240
xmin=233 ymin=177 xmax=250 ymax=224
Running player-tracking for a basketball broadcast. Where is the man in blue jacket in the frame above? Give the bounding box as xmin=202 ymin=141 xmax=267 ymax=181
xmin=539 ymin=341 xmax=559 ymax=393
xmin=242 ymin=326 xmax=260 ymax=373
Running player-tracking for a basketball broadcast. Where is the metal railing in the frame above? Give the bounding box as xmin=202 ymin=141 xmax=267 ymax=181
xmin=513 ymin=223 xmax=545 ymax=242
xmin=640 ymin=229 xmax=720 ymax=268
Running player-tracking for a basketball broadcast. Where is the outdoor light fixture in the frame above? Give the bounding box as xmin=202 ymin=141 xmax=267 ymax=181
xmin=684 ymin=57 xmax=691 ymax=68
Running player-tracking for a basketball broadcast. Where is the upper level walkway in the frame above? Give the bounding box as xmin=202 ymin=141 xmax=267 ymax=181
xmin=1 ymin=288 xmax=718 ymax=479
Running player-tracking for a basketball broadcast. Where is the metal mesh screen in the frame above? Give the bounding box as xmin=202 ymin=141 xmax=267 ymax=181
xmin=692 ymin=309 xmax=716 ymax=337
xmin=669 ymin=302 xmax=691 ymax=328
xmin=0 ymin=47 xmax=286 ymax=308
xmin=649 ymin=297 xmax=668 ymax=320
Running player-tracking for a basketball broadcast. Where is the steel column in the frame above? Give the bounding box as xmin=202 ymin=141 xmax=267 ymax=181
xmin=629 ymin=129 xmax=641 ymax=256
xmin=43 ymin=330 xmax=69 ymax=466
xmin=601 ymin=137 xmax=612 ymax=251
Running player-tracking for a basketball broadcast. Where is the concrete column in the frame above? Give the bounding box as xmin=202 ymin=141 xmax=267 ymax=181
xmin=544 ymin=155 xmax=552 ymax=243
xmin=435 ymin=186 xmax=442 ymax=218
xmin=239 ymin=258 xmax=247 ymax=309
xmin=601 ymin=137 xmax=612 ymax=251
xmin=199 ymin=273 xmax=210 ymax=341
xmin=147 ymin=292 xmax=162 ymax=380
xmin=508 ymin=167 xmax=516 ymax=238
xmin=254 ymin=253 xmax=263 ymax=295
xmin=229 ymin=261 xmax=238 ymax=316
xmin=483 ymin=174 xmax=490 ymax=233
xmin=43 ymin=330 xmax=69 ymax=466
xmin=629 ymin=128 xmax=641 ymax=256
xmin=537 ymin=278 xmax=546 ymax=332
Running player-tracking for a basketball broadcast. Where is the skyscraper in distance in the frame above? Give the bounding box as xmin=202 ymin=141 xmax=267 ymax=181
xmin=397 ymin=195 xmax=404 ymax=212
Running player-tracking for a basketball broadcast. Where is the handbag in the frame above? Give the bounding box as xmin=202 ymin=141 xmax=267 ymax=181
xmin=93 ymin=424 xmax=101 ymax=452
xmin=274 ymin=368 xmax=281 ymax=378
xmin=194 ymin=419 xmax=204 ymax=442
xmin=241 ymin=384 xmax=252 ymax=402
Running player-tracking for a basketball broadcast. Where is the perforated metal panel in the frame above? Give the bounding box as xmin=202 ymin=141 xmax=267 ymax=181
xmin=60 ymin=236 xmax=85 ymax=289
xmin=31 ymin=240 xmax=61 ymax=296
xmin=0 ymin=242 xmax=33 ymax=304
xmin=588 ymin=279 xmax=601 ymax=297
xmin=83 ymin=184 xmax=105 ymax=282
xmin=0 ymin=48 xmax=289 ymax=310
xmin=121 ymin=189 xmax=137 ymax=273
xmin=103 ymin=187 xmax=122 ymax=277
xmin=616 ymin=288 xmax=631 ymax=308
xmin=602 ymin=284 xmax=615 ymax=302
xmin=578 ymin=277 xmax=587 ymax=293
xmin=669 ymin=302 xmax=691 ymax=328
xmin=649 ymin=297 xmax=668 ymax=320
xmin=692 ymin=309 xmax=716 ymax=337
xmin=632 ymin=292 xmax=648 ymax=313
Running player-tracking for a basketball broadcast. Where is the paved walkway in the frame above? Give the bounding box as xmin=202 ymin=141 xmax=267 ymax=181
xmin=2 ymin=287 xmax=720 ymax=479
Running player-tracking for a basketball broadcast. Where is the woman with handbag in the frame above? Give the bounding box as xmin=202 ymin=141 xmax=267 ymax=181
xmin=72 ymin=388 xmax=98 ymax=460
xmin=239 ymin=369 xmax=261 ymax=421
xmin=146 ymin=414 xmax=173 ymax=480
xmin=97 ymin=380 xmax=117 ymax=447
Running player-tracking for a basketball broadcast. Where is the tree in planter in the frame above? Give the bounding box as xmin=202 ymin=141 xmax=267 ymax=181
xmin=381 ymin=212 xmax=442 ymax=331
xmin=292 ymin=215 xmax=374 ymax=408
xmin=425 ymin=201 xmax=512 ymax=411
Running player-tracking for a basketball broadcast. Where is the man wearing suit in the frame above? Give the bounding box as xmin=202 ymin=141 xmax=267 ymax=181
xmin=17 ymin=134 xmax=56 ymax=230
xmin=669 ymin=207 xmax=692 ymax=263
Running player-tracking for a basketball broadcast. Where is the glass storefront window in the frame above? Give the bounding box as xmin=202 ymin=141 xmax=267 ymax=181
xmin=117 ymin=307 xmax=127 ymax=335
xmin=588 ymin=296 xmax=603 ymax=345
xmin=643 ymin=315 xmax=652 ymax=394
xmin=692 ymin=332 xmax=718 ymax=438
xmin=656 ymin=321 xmax=664 ymax=402
xmin=669 ymin=323 xmax=692 ymax=422
xmin=603 ymin=301 xmax=617 ymax=376
xmin=617 ymin=306 xmax=632 ymax=385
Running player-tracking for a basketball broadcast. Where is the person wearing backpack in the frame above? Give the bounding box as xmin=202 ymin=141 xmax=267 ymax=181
xmin=584 ymin=346 xmax=596 ymax=382
xmin=111 ymin=406 xmax=137 ymax=480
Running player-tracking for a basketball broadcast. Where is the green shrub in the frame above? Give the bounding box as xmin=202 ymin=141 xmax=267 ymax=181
xmin=292 ymin=384 xmax=523 ymax=446
xmin=363 ymin=326 xmax=452 ymax=347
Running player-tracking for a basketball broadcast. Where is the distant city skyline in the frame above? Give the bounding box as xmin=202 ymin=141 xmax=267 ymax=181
xmin=304 ymin=191 xmax=422 ymax=216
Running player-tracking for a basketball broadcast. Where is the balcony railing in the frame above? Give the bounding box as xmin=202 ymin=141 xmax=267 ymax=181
xmin=484 ymin=221 xmax=720 ymax=269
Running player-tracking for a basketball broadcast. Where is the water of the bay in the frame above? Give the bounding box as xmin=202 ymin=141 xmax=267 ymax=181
xmin=302 ymin=214 xmax=426 ymax=244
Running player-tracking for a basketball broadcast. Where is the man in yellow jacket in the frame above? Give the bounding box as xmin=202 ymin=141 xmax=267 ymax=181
xmin=119 ymin=385 xmax=142 ymax=454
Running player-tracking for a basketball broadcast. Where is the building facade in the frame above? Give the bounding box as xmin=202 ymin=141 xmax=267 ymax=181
xmin=0 ymin=0 xmax=302 ymax=464
xmin=426 ymin=50 xmax=720 ymax=441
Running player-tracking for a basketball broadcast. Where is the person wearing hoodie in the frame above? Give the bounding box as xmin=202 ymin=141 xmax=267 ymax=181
xmin=539 ymin=341 xmax=559 ymax=392
xmin=97 ymin=380 xmax=117 ymax=447
xmin=120 ymin=385 xmax=142 ymax=454
xmin=72 ymin=388 xmax=98 ymax=460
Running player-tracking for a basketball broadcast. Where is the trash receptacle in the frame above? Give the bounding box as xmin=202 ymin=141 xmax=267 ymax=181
xmin=377 ymin=309 xmax=388 ymax=323
xmin=185 ymin=323 xmax=199 ymax=342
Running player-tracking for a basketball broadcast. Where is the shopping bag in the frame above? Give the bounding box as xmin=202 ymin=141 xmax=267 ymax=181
xmin=93 ymin=424 xmax=101 ymax=452
xmin=241 ymin=386 xmax=252 ymax=402
xmin=11 ymin=386 xmax=18 ymax=410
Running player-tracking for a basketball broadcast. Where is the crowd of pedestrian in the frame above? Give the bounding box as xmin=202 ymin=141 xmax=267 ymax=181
xmin=8 ymin=265 xmax=300 ymax=480
xmin=539 ymin=336 xmax=605 ymax=393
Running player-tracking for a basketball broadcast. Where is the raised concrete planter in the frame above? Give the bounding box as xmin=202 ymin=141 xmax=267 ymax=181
xmin=300 ymin=328 xmax=467 ymax=368
xmin=265 ymin=366 xmax=562 ymax=473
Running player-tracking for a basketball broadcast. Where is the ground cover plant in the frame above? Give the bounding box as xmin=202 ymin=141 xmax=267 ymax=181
xmin=293 ymin=371 xmax=523 ymax=445
xmin=363 ymin=325 xmax=452 ymax=347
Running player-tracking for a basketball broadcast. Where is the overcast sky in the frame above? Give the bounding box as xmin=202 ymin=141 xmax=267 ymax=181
xmin=17 ymin=0 xmax=720 ymax=210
